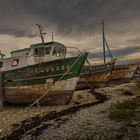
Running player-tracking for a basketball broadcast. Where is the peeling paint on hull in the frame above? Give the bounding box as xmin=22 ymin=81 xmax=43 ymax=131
xmin=4 ymin=90 xmax=74 ymax=105
xmin=109 ymin=64 xmax=138 ymax=80
xmin=76 ymin=71 xmax=110 ymax=89
xmin=4 ymin=77 xmax=79 ymax=105
xmin=83 ymin=71 xmax=110 ymax=82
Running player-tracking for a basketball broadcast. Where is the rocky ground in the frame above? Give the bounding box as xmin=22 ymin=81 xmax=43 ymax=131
xmin=0 ymin=89 xmax=96 ymax=138
xmin=0 ymin=82 xmax=140 ymax=140
xmin=21 ymin=82 xmax=140 ymax=140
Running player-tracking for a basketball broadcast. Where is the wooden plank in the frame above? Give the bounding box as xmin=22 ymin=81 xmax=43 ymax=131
xmin=0 ymin=72 xmax=3 ymax=110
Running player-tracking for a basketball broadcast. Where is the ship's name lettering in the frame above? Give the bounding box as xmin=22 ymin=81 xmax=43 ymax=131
xmin=46 ymin=65 xmax=70 ymax=72
xmin=13 ymin=64 xmax=71 ymax=79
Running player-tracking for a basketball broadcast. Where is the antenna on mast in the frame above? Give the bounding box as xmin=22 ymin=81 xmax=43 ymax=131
xmin=36 ymin=24 xmax=46 ymax=44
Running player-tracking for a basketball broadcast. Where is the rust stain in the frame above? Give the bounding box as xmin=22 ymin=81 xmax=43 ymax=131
xmin=4 ymin=85 xmax=74 ymax=105
xmin=109 ymin=64 xmax=138 ymax=80
xmin=77 ymin=71 xmax=111 ymax=89
xmin=80 ymin=71 xmax=110 ymax=83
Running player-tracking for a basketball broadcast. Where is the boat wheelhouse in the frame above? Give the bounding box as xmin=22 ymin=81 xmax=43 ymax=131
xmin=0 ymin=41 xmax=68 ymax=72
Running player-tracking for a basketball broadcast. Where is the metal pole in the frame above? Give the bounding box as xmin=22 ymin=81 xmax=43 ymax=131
xmin=36 ymin=24 xmax=45 ymax=44
xmin=52 ymin=32 xmax=54 ymax=42
xmin=102 ymin=19 xmax=106 ymax=64
xmin=0 ymin=72 xmax=3 ymax=110
xmin=36 ymin=24 xmax=46 ymax=56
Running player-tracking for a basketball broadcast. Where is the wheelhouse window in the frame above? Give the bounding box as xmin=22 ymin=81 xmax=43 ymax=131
xmin=34 ymin=47 xmax=44 ymax=56
xmin=62 ymin=48 xmax=66 ymax=58
xmin=12 ymin=59 xmax=19 ymax=67
xmin=0 ymin=61 xmax=3 ymax=68
xmin=53 ymin=47 xmax=66 ymax=57
xmin=45 ymin=47 xmax=51 ymax=54
xmin=53 ymin=47 xmax=57 ymax=56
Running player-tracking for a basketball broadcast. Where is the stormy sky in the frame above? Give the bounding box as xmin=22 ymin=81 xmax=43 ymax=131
xmin=0 ymin=0 xmax=140 ymax=62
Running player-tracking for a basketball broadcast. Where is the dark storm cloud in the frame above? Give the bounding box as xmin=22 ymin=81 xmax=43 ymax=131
xmin=0 ymin=28 xmax=36 ymax=38
xmin=0 ymin=0 xmax=140 ymax=37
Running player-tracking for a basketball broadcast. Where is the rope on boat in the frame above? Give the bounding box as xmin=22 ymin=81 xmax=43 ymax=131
xmin=25 ymin=50 xmax=87 ymax=116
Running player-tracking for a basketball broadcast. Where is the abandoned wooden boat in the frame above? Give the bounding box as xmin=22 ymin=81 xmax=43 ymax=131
xmin=77 ymin=19 xmax=138 ymax=90
xmin=96 ymin=20 xmax=138 ymax=85
xmin=76 ymin=62 xmax=113 ymax=89
xmin=76 ymin=20 xmax=115 ymax=90
xmin=0 ymin=25 xmax=88 ymax=105
xmin=102 ymin=22 xmax=138 ymax=84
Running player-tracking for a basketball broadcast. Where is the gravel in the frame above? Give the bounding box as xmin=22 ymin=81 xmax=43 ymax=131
xmin=21 ymin=83 xmax=137 ymax=140
xmin=0 ymin=82 xmax=139 ymax=140
xmin=0 ymin=89 xmax=95 ymax=137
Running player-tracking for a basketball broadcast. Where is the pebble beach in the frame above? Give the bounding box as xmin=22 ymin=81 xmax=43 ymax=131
xmin=0 ymin=82 xmax=140 ymax=140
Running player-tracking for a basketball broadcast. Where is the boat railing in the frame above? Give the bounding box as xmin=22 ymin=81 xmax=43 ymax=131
xmin=65 ymin=47 xmax=92 ymax=72
xmin=65 ymin=46 xmax=82 ymax=57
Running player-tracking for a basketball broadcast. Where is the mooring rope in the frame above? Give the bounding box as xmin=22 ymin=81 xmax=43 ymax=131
xmin=25 ymin=50 xmax=87 ymax=116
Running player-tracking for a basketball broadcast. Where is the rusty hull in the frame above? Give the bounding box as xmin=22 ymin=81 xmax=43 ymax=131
xmin=4 ymin=77 xmax=80 ymax=105
xmin=109 ymin=64 xmax=138 ymax=80
xmin=76 ymin=71 xmax=110 ymax=90
xmin=107 ymin=64 xmax=138 ymax=85
xmin=4 ymin=84 xmax=74 ymax=105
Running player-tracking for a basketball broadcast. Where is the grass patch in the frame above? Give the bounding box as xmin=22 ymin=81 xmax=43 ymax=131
xmin=131 ymin=84 xmax=140 ymax=96
xmin=109 ymin=98 xmax=140 ymax=121
xmin=112 ymin=83 xmax=140 ymax=96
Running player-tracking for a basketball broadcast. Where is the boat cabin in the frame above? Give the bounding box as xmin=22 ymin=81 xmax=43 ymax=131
xmin=29 ymin=42 xmax=66 ymax=58
xmin=0 ymin=41 xmax=67 ymax=72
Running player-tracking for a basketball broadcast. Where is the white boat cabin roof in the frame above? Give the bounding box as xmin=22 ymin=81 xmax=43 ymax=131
xmin=0 ymin=41 xmax=67 ymax=71
xmin=10 ymin=41 xmax=67 ymax=57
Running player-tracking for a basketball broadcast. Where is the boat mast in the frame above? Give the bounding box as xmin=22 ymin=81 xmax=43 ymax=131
xmin=52 ymin=32 xmax=54 ymax=42
xmin=36 ymin=24 xmax=46 ymax=45
xmin=102 ymin=19 xmax=115 ymax=63
xmin=102 ymin=19 xmax=106 ymax=64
